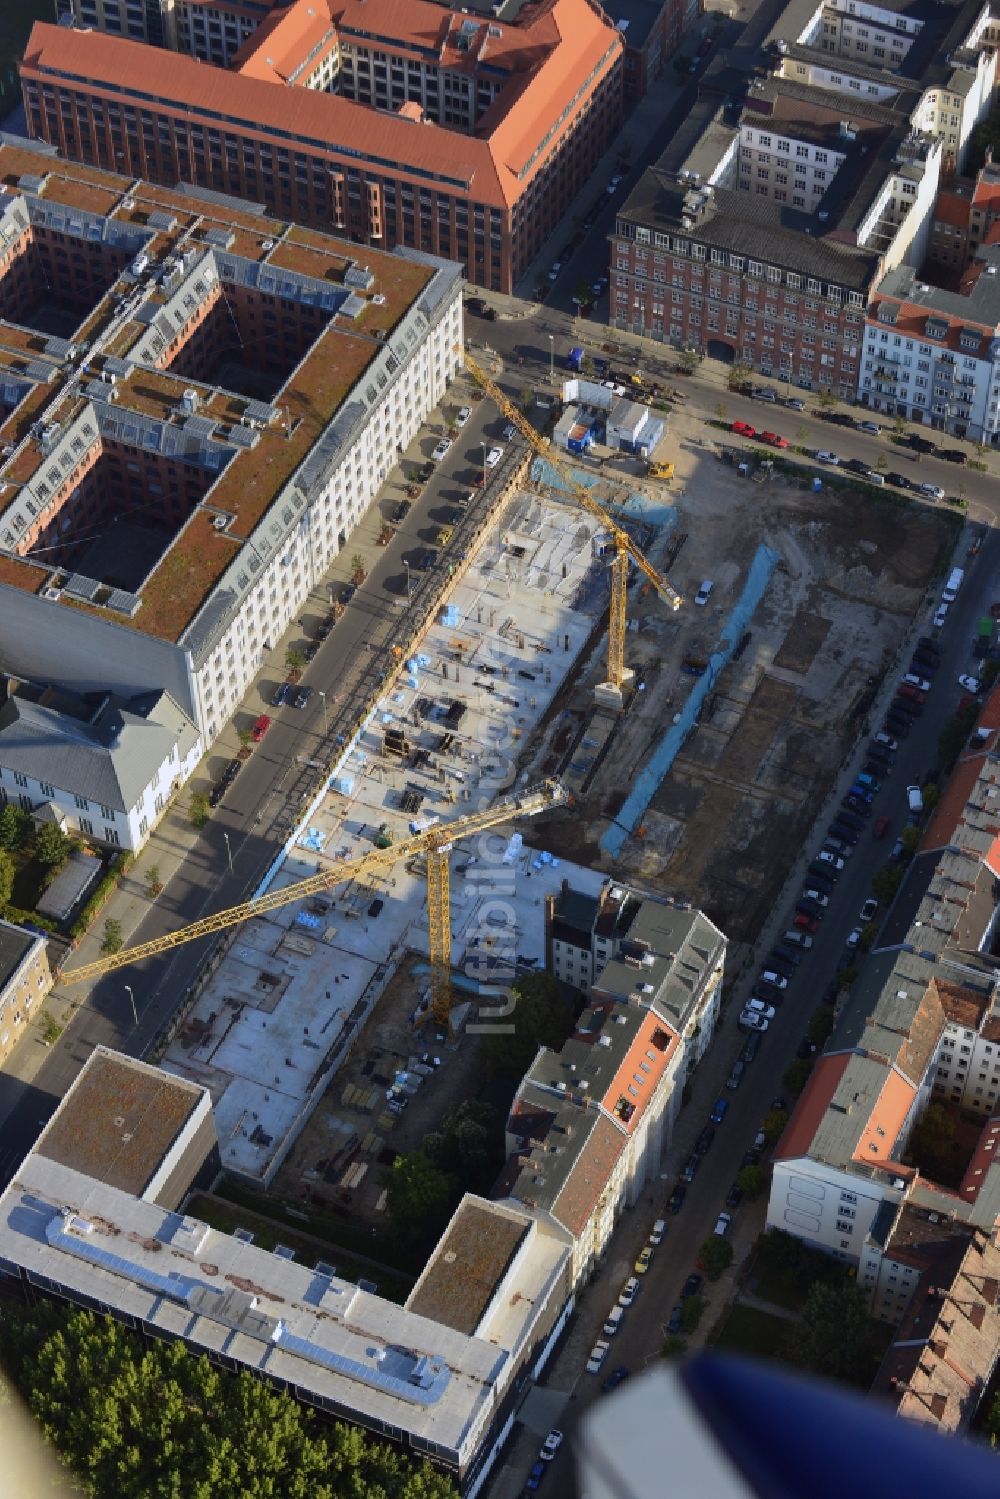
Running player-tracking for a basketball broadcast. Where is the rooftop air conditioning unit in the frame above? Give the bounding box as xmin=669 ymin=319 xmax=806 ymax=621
xmin=262 ymin=239 xmax=275 ymax=250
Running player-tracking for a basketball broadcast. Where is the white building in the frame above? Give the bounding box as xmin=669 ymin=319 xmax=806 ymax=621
xmin=0 ymin=688 xmax=201 ymax=851
xmin=860 ymin=257 xmax=1000 ymax=440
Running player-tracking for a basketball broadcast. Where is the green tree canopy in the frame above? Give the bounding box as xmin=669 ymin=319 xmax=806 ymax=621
xmin=383 ymin=1152 xmax=455 ymax=1249
xmin=0 ymin=848 xmax=14 ymax=909
xmin=736 ymin=1164 xmax=769 ymax=1201
xmin=784 ymin=1281 xmax=875 ymax=1386
xmin=697 ymin=1235 xmax=734 ymax=1281
xmin=34 ymin=822 xmax=70 ymax=868
xmin=481 ymin=971 xmax=573 ymax=1079
xmin=423 ymin=1099 xmax=501 ymax=1194
xmin=0 ymin=1302 xmax=457 ymax=1498
xmin=0 ymin=803 xmax=30 ymax=852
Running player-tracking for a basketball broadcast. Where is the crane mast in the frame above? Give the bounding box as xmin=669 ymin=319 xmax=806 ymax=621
xmin=463 ymin=350 xmax=682 ymax=695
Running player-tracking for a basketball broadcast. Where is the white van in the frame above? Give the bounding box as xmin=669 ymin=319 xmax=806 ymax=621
xmin=942 ymin=567 xmax=964 ymax=604
xmin=906 ymin=784 xmax=924 ymax=814
xmin=603 ymin=1305 xmax=625 ymax=1337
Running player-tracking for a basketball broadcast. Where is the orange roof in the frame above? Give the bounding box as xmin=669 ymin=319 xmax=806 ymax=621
xmin=852 ymin=1068 xmax=916 ymax=1166
xmin=599 ymin=1010 xmax=677 ymax=1134
xmin=22 ymin=8 xmax=621 ymax=207
xmin=774 ymin=1052 xmax=852 ymax=1160
xmin=934 ymin=191 xmax=972 ymax=231
xmin=234 ymin=0 xmax=336 ymax=83
xmin=922 ymin=683 xmax=1000 ymax=850
xmin=867 ymin=296 xmax=994 ymax=357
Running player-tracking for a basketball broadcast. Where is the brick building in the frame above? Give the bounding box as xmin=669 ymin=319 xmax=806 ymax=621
xmin=610 ymin=0 xmax=997 ymax=393
xmin=21 ymin=0 xmax=624 ymax=293
xmin=0 ymin=919 xmax=51 ymax=1068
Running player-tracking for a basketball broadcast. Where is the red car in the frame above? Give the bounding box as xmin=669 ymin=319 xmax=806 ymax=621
xmin=761 ymin=431 xmax=789 ymax=449
xmin=732 ymin=421 xmax=757 ymax=438
xmin=872 ymin=815 xmax=890 ymax=839
xmin=793 ymin=912 xmax=820 ymax=934
xmin=251 ymin=713 xmax=272 ymax=742
xmin=898 ymin=683 xmax=926 ymax=704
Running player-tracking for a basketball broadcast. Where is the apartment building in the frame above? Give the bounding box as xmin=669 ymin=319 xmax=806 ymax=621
xmin=0 ymin=686 xmax=200 ymax=852
xmin=0 ymin=138 xmax=461 ymax=746
xmin=859 ymin=258 xmax=1000 ymax=439
xmin=0 ymin=919 xmax=52 ymax=1067
xmin=0 ymin=1045 xmax=572 ymax=1496
xmin=769 ymin=745 xmax=1000 ymax=1343
xmin=21 ymin=0 xmax=625 ymax=293
xmin=545 ymin=878 xmax=727 ymax=1068
xmin=610 ymin=0 xmax=997 ymax=392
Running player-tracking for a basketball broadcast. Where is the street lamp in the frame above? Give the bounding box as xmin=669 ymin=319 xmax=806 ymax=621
xmin=123 ymin=984 xmax=138 ymax=1027
xmin=318 ymin=689 xmax=329 ymax=737
xmin=403 ymin=559 xmax=412 ymax=601
xmin=222 ymin=831 xmax=233 ymax=874
xmin=548 ymin=333 xmax=554 ymax=382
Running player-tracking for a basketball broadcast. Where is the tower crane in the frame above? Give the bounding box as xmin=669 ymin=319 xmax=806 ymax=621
xmin=463 ymin=351 xmax=682 ymax=698
xmin=58 ymin=779 xmax=569 ymax=1026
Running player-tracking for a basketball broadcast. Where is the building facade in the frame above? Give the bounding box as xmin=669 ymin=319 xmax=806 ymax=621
xmin=0 ymin=919 xmax=51 ymax=1067
xmin=0 ymin=688 xmax=201 ymax=852
xmin=0 ymin=139 xmax=462 ymax=747
xmin=21 ymin=0 xmax=624 ymax=293
xmin=610 ymin=0 xmax=997 ymax=393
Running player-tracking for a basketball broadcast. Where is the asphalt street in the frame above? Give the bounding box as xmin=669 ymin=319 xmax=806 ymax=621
xmin=499 ymin=519 xmax=997 ymax=1499
xmin=0 ymin=392 xmax=518 ymax=1185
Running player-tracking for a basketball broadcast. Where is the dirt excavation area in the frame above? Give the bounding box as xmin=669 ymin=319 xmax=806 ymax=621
xmin=525 ymin=416 xmax=958 ymax=946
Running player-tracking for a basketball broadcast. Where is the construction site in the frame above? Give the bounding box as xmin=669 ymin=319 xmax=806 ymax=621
xmin=57 ymin=349 xmax=958 ymax=1218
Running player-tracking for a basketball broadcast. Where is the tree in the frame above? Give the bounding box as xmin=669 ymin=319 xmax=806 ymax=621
xmin=0 ymin=847 xmax=14 ymax=909
xmin=874 ymin=452 xmax=888 ymax=472
xmin=679 ymin=346 xmax=701 ymax=374
xmin=660 ymin=1334 xmax=687 ymax=1359
xmin=761 ymin=1106 xmax=788 ymax=1145
xmin=817 ymin=388 xmax=837 ymax=410
xmin=922 ymin=782 xmax=940 ymax=810
xmin=680 ymin=1294 xmax=705 ymax=1334
xmin=727 ymin=359 xmax=751 ymax=390
xmin=736 ymin=1164 xmax=769 ymax=1201
xmin=349 ymin=552 xmax=366 ymax=583
xmin=101 ymin=918 xmax=124 ymax=954
xmin=783 ymin=1058 xmax=814 ymax=1098
xmin=807 ymin=1007 xmax=834 ymax=1045
xmin=714 ymin=400 xmax=728 ymax=423
xmin=34 ymin=821 xmax=70 ymax=868
xmin=785 ymin=1281 xmax=875 ymax=1385
xmin=872 ymin=866 xmax=902 ymax=903
xmin=190 ymin=791 xmax=211 ymax=828
xmin=697 ymin=1236 xmax=734 ymax=1281
xmin=383 ymin=1152 xmax=454 ymax=1249
xmin=423 ymin=1099 xmax=501 ymax=1194
xmin=145 ymin=864 xmax=163 ymax=899
xmin=0 ymin=1302 xmax=457 ymax=1499
xmin=285 ymin=647 xmax=306 ymax=671
xmin=900 ymin=824 xmax=921 ymax=856
xmin=481 ymin=971 xmax=573 ymax=1079
xmin=39 ymin=1009 xmax=62 ymax=1045
xmin=939 ymin=704 xmax=979 ymax=770
xmin=907 ymin=1102 xmax=955 ymax=1161
xmin=0 ymin=803 xmax=29 ymax=852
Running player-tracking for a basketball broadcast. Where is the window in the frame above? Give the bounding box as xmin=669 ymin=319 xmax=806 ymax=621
xmin=13 ymin=772 xmax=28 ymax=789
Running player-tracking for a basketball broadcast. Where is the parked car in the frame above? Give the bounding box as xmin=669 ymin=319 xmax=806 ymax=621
xmin=431 ymin=437 xmax=453 ymax=462
xmin=251 ymin=713 xmax=271 ymax=742
xmin=782 ymin=929 xmax=814 ymax=948
xmin=801 ymin=887 xmax=829 ymax=908
xmin=740 ymin=1010 xmax=770 ymax=1032
xmin=649 ymin=1218 xmax=666 ymax=1245
xmin=893 ymin=695 xmax=923 ymax=717
xmin=786 ymin=397 xmax=805 ymax=411
xmin=860 ymin=897 xmax=879 ymax=923
xmin=793 ymin=911 xmax=820 ymax=933
xmin=815 ymin=450 xmax=840 ymax=464
xmin=725 ymin=1182 xmax=744 ymax=1209
xmin=846 ymin=927 xmax=862 ymax=950
xmin=525 ymin=1460 xmax=547 ymax=1492
xmin=713 ymin=1212 xmax=732 ymax=1237
xmin=709 ymin=1097 xmax=730 ymax=1124
xmin=856 ymin=420 xmax=882 ymax=435
xmin=727 ymin=1059 xmax=746 ymax=1090
xmin=485 ymin=445 xmax=504 ymax=468
xmin=828 ymin=821 xmax=860 ymax=845
xmin=619 ymin=1277 xmax=640 ymax=1308
xmin=940 ymin=448 xmax=967 ymax=464
xmin=917 ymin=638 xmax=941 ymax=659
xmin=540 ymin=1431 xmax=564 ymax=1463
xmin=742 ymin=1032 xmax=762 ymax=1063
xmin=959 ymin=673 xmax=982 ymax=694
xmin=918 ymin=482 xmax=945 ymax=500
xmin=908 ymin=434 xmax=937 ymax=454
xmin=456 ymin=406 xmax=472 ymax=428
xmin=760 ymin=968 xmax=788 ymax=989
xmin=586 ymin=1340 xmax=610 ymax=1373
xmin=761 ymin=431 xmax=789 ymax=448
xmin=886 ymin=471 xmax=911 ymax=489
xmin=695 ymin=1125 xmax=716 ymax=1154
xmin=845 ymin=457 xmax=872 ymax=477
xmin=814 ymin=850 xmax=845 ymax=873
xmin=744 ymin=997 xmax=776 ymax=1019
xmin=874 ymin=731 xmax=899 ymax=750
xmin=667 ymin=1183 xmax=687 ymax=1213
xmin=681 ymin=1273 xmax=703 ymax=1299
xmin=694 ymin=580 xmax=715 ymax=607
xmin=731 ymin=421 xmax=757 ymax=438
xmin=272 ymin=681 xmax=291 ymax=708
xmin=667 ymin=1304 xmax=684 ymax=1334
xmin=681 ymin=1153 xmax=701 ymax=1184
xmin=872 ymin=814 xmax=890 ymax=838
xmin=634 ymin=1246 xmax=653 ymax=1275
xmin=602 ymin=1366 xmax=630 ymax=1393
xmin=293 ymin=686 xmax=313 ymax=710
xmin=902 ymin=673 xmax=931 ymax=693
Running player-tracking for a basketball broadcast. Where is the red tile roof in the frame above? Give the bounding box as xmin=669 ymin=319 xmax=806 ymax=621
xmin=922 ymin=683 xmax=1000 ymax=850
xmin=551 ymin=1112 xmax=625 ymax=1237
xmin=774 ymin=1052 xmax=851 ymax=1160
xmin=22 ymin=3 xmax=621 ymax=209
xmin=867 ymin=296 xmax=993 ymax=358
xmin=233 ymin=0 xmax=336 ymax=82
xmin=934 ymin=190 xmax=972 ymax=231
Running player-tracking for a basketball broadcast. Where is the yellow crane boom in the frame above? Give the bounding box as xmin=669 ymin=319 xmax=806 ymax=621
xmin=463 ymin=351 xmax=681 ymax=690
xmin=59 ymin=779 xmax=569 ymax=1026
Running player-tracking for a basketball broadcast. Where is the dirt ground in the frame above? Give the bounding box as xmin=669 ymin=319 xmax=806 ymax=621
xmin=524 ymin=417 xmax=958 ymax=944
xmin=271 ymin=954 xmax=493 ymax=1222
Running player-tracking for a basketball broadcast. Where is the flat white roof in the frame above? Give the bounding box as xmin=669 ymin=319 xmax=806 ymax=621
xmin=0 ymin=1152 xmax=512 ymax=1462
